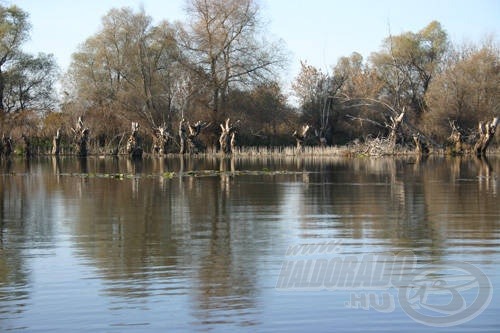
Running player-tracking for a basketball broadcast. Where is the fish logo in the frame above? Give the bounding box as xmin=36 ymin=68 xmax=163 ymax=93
xmin=399 ymin=261 xmax=493 ymax=327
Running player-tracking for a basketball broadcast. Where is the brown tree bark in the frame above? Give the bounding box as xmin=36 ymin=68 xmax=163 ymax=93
xmin=292 ymin=124 xmax=311 ymax=151
xmin=474 ymin=117 xmax=498 ymax=156
xmin=22 ymin=134 xmax=32 ymax=157
xmin=219 ymin=118 xmax=237 ymax=154
xmin=72 ymin=117 xmax=89 ymax=157
xmin=447 ymin=120 xmax=463 ymax=154
xmin=179 ymin=118 xmax=207 ymax=154
xmin=1 ymin=134 xmax=13 ymax=157
xmin=152 ymin=123 xmax=171 ymax=155
xmin=126 ymin=122 xmax=143 ymax=159
xmin=413 ymin=134 xmax=429 ymax=155
xmin=51 ymin=128 xmax=61 ymax=155
xmin=388 ymin=110 xmax=405 ymax=148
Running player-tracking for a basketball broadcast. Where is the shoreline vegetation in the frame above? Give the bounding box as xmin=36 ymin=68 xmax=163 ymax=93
xmin=0 ymin=2 xmax=498 ymax=162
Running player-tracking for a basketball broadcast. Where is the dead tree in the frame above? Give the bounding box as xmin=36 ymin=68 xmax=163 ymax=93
xmin=292 ymin=124 xmax=311 ymax=151
xmin=72 ymin=117 xmax=89 ymax=157
xmin=387 ymin=109 xmax=405 ymax=148
xmin=126 ymin=122 xmax=143 ymax=159
xmin=447 ymin=120 xmax=463 ymax=154
xmin=219 ymin=118 xmax=238 ymax=154
xmin=22 ymin=134 xmax=32 ymax=157
xmin=152 ymin=123 xmax=171 ymax=155
xmin=52 ymin=128 xmax=61 ymax=155
xmin=474 ymin=117 xmax=498 ymax=157
xmin=1 ymin=134 xmax=13 ymax=157
xmin=413 ymin=133 xmax=429 ymax=155
xmin=179 ymin=118 xmax=207 ymax=154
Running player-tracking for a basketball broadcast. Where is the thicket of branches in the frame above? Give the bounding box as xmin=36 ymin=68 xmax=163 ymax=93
xmin=0 ymin=1 xmax=498 ymax=155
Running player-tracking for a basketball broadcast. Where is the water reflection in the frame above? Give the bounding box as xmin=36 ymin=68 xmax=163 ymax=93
xmin=0 ymin=155 xmax=498 ymax=331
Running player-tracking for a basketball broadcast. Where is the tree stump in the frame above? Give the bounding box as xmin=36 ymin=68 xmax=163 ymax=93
xmin=52 ymin=128 xmax=61 ymax=155
xmin=22 ymin=134 xmax=32 ymax=157
xmin=293 ymin=124 xmax=311 ymax=151
xmin=413 ymin=134 xmax=429 ymax=155
xmin=388 ymin=110 xmax=405 ymax=148
xmin=72 ymin=117 xmax=89 ymax=157
xmin=179 ymin=118 xmax=207 ymax=154
xmin=447 ymin=121 xmax=463 ymax=154
xmin=1 ymin=134 xmax=13 ymax=157
xmin=219 ymin=118 xmax=238 ymax=154
xmin=152 ymin=123 xmax=171 ymax=155
xmin=474 ymin=117 xmax=498 ymax=157
xmin=126 ymin=122 xmax=143 ymax=159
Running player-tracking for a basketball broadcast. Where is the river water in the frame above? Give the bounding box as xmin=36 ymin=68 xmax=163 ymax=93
xmin=0 ymin=156 xmax=499 ymax=332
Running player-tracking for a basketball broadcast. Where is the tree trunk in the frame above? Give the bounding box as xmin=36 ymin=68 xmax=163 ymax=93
xmin=179 ymin=118 xmax=207 ymax=154
xmin=413 ymin=134 xmax=429 ymax=155
xmin=388 ymin=110 xmax=405 ymax=148
xmin=448 ymin=122 xmax=463 ymax=154
xmin=22 ymin=134 xmax=32 ymax=157
xmin=474 ymin=117 xmax=498 ymax=157
xmin=0 ymin=69 xmax=4 ymax=112
xmin=293 ymin=124 xmax=311 ymax=152
xmin=126 ymin=122 xmax=143 ymax=159
xmin=152 ymin=123 xmax=170 ymax=155
xmin=51 ymin=128 xmax=61 ymax=155
xmin=1 ymin=134 xmax=12 ymax=157
xmin=219 ymin=118 xmax=237 ymax=154
xmin=73 ymin=117 xmax=89 ymax=157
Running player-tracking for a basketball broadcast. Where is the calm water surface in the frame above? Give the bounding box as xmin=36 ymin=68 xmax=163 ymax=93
xmin=0 ymin=156 xmax=499 ymax=332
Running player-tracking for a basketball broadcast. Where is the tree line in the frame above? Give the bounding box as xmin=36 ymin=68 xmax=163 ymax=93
xmin=0 ymin=0 xmax=498 ymax=157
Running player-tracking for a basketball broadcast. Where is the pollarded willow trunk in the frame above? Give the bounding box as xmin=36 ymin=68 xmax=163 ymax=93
xmin=0 ymin=134 xmax=13 ymax=157
xmin=126 ymin=122 xmax=143 ymax=159
xmin=474 ymin=117 xmax=498 ymax=157
xmin=52 ymin=128 xmax=61 ymax=155
xmin=292 ymin=124 xmax=311 ymax=152
xmin=388 ymin=110 xmax=405 ymax=148
xmin=448 ymin=121 xmax=463 ymax=154
xmin=413 ymin=134 xmax=429 ymax=155
xmin=152 ymin=123 xmax=171 ymax=155
xmin=72 ymin=117 xmax=90 ymax=157
xmin=179 ymin=118 xmax=207 ymax=154
xmin=219 ymin=118 xmax=238 ymax=154
xmin=22 ymin=134 xmax=32 ymax=157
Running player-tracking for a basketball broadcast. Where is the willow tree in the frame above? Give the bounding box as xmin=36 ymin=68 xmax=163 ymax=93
xmin=424 ymin=40 xmax=500 ymax=143
xmin=0 ymin=5 xmax=30 ymax=112
xmin=3 ymin=52 xmax=57 ymax=113
xmin=66 ymin=7 xmax=181 ymax=136
xmin=370 ymin=21 xmax=448 ymax=117
xmin=177 ymin=0 xmax=285 ymax=125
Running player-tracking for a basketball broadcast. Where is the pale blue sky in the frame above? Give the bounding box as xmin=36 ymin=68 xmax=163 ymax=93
xmin=9 ymin=0 xmax=500 ymax=86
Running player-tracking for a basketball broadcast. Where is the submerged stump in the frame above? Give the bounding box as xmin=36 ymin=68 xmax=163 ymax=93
xmin=126 ymin=122 xmax=143 ymax=159
xmin=474 ymin=117 xmax=498 ymax=157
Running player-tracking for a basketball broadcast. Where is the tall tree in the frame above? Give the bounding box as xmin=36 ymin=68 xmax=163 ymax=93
xmin=3 ymin=52 xmax=58 ymax=113
xmin=67 ymin=7 xmax=180 ymax=130
xmin=424 ymin=39 xmax=500 ymax=141
xmin=370 ymin=21 xmax=448 ymax=117
xmin=177 ymin=0 xmax=285 ymax=124
xmin=0 ymin=5 xmax=31 ymax=112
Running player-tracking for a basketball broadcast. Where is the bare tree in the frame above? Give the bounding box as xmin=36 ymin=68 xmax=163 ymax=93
xmin=474 ymin=117 xmax=498 ymax=156
xmin=178 ymin=0 xmax=285 ymax=124
xmin=293 ymin=124 xmax=311 ymax=151
xmin=51 ymin=128 xmax=61 ymax=155
xmin=219 ymin=118 xmax=238 ymax=154
xmin=152 ymin=123 xmax=172 ymax=155
xmin=179 ymin=118 xmax=208 ymax=154
xmin=126 ymin=121 xmax=143 ymax=159
xmin=72 ymin=116 xmax=89 ymax=157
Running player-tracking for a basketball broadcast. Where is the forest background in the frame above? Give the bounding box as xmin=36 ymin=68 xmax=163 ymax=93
xmin=0 ymin=0 xmax=498 ymax=155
